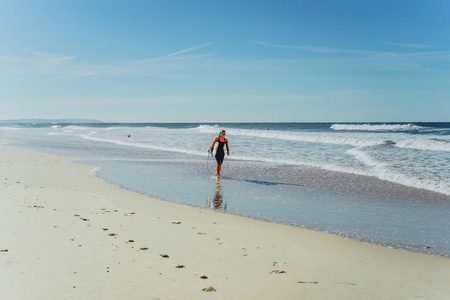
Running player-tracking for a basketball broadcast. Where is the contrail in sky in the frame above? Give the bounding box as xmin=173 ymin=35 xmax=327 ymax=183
xmin=166 ymin=42 xmax=216 ymax=57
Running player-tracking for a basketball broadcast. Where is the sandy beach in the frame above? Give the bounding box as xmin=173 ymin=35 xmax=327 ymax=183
xmin=0 ymin=143 xmax=449 ymax=300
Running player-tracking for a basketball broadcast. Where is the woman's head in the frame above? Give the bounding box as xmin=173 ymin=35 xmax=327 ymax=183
xmin=219 ymin=130 xmax=226 ymax=137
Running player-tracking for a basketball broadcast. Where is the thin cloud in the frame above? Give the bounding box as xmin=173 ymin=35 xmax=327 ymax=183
xmin=136 ymin=42 xmax=216 ymax=64
xmin=28 ymin=51 xmax=77 ymax=63
xmin=253 ymin=41 xmax=374 ymax=55
xmin=254 ymin=40 xmax=450 ymax=72
xmin=0 ymin=46 xmax=218 ymax=81
xmin=0 ymin=51 xmax=132 ymax=80
xmin=166 ymin=42 xmax=215 ymax=57
xmin=350 ymin=51 xmax=450 ymax=73
xmin=380 ymin=41 xmax=430 ymax=49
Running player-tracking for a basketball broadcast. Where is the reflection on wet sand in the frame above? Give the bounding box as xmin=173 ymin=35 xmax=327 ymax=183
xmin=208 ymin=178 xmax=227 ymax=211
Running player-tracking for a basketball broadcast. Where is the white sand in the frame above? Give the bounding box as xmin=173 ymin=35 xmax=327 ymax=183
xmin=0 ymin=144 xmax=449 ymax=299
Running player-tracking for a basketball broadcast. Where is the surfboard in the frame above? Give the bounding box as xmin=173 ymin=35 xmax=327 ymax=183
xmin=211 ymin=141 xmax=219 ymax=156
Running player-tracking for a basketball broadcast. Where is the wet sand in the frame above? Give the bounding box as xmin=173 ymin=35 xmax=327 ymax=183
xmin=0 ymin=144 xmax=449 ymax=299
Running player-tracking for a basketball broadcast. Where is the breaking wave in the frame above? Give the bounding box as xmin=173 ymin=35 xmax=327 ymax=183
xmin=331 ymin=123 xmax=447 ymax=133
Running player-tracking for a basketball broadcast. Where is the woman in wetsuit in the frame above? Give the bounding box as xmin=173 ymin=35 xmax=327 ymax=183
xmin=211 ymin=130 xmax=230 ymax=177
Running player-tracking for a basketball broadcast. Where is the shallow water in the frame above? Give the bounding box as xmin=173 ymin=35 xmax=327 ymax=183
xmin=1 ymin=122 xmax=449 ymax=256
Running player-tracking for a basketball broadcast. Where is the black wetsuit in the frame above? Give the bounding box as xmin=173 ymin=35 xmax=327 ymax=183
xmin=211 ymin=137 xmax=229 ymax=166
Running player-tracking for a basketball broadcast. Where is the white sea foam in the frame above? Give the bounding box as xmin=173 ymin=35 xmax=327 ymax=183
xmin=198 ymin=125 xmax=450 ymax=194
xmin=331 ymin=123 xmax=428 ymax=132
xmin=395 ymin=138 xmax=450 ymax=152
xmin=88 ymin=166 xmax=101 ymax=176
xmin=346 ymin=148 xmax=388 ymax=168
xmin=331 ymin=123 xmax=450 ymax=135
xmin=0 ymin=127 xmax=21 ymax=132
xmin=237 ymin=146 xmax=450 ymax=195
xmin=74 ymin=126 xmax=450 ymax=195
xmin=197 ymin=125 xmax=450 ymax=153
xmin=7 ymin=123 xmax=448 ymax=196
xmin=345 ymin=147 xmax=450 ymax=195
xmin=195 ymin=125 xmax=385 ymax=147
xmin=63 ymin=125 xmax=87 ymax=131
xmin=78 ymin=134 xmax=207 ymax=157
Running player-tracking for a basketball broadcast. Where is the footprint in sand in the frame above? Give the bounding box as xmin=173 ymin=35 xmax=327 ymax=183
xmin=270 ymin=270 xmax=287 ymax=274
xmin=160 ymin=254 xmax=169 ymax=258
xmin=202 ymin=286 xmax=216 ymax=292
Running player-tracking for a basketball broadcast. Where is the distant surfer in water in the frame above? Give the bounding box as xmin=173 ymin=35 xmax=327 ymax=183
xmin=211 ymin=130 xmax=230 ymax=177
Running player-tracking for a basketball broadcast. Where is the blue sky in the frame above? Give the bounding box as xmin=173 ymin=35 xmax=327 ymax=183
xmin=0 ymin=0 xmax=449 ymax=122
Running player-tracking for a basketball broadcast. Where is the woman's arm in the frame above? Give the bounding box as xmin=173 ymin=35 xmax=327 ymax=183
xmin=211 ymin=137 xmax=219 ymax=152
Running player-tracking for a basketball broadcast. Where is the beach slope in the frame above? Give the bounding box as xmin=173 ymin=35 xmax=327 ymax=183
xmin=0 ymin=144 xmax=448 ymax=299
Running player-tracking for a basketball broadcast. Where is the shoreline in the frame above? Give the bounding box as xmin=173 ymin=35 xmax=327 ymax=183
xmin=1 ymin=144 xmax=449 ymax=299
xmin=89 ymin=170 xmax=450 ymax=258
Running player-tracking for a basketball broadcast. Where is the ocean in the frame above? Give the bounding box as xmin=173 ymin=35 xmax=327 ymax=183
xmin=1 ymin=122 xmax=449 ymax=256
